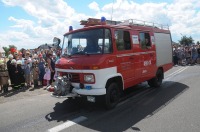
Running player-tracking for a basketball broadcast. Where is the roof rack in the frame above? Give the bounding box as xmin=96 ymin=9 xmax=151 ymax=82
xmin=80 ymin=18 xmax=169 ymax=30
xmin=117 ymin=19 xmax=169 ymax=30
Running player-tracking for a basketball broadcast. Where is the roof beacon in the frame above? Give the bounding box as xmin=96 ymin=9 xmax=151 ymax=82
xmin=69 ymin=26 xmax=73 ymax=32
xmin=101 ymin=16 xmax=106 ymax=25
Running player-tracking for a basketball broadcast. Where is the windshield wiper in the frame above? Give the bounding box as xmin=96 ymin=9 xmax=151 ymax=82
xmin=71 ymin=51 xmax=86 ymax=55
xmin=61 ymin=53 xmax=71 ymax=58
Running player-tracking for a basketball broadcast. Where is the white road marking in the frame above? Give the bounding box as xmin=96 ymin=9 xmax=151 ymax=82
xmin=165 ymin=67 xmax=188 ymax=80
xmin=48 ymin=116 xmax=87 ymax=132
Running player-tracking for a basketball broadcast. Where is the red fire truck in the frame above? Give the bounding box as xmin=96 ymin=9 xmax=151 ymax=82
xmin=51 ymin=17 xmax=173 ymax=109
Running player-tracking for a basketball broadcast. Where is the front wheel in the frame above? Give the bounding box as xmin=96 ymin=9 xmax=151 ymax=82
xmin=105 ymin=83 xmax=120 ymax=109
xmin=148 ymin=69 xmax=163 ymax=88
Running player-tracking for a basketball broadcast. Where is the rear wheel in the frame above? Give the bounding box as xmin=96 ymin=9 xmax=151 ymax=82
xmin=148 ymin=69 xmax=163 ymax=88
xmin=105 ymin=83 xmax=120 ymax=109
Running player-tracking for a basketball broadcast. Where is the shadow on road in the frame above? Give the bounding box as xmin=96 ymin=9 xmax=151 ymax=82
xmin=45 ymin=81 xmax=189 ymax=132
xmin=0 ymin=87 xmax=28 ymax=97
xmin=0 ymin=85 xmax=44 ymax=97
xmin=45 ymin=97 xmax=99 ymax=122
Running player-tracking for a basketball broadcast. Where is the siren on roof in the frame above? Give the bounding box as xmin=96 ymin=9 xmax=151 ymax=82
xmin=69 ymin=26 xmax=73 ymax=32
xmin=101 ymin=17 xmax=106 ymax=22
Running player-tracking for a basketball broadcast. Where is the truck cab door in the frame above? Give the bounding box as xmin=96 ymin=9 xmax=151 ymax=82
xmin=115 ymin=30 xmax=135 ymax=88
xmin=139 ymin=32 xmax=155 ymax=77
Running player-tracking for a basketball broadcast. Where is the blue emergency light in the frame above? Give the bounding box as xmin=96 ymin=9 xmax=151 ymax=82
xmin=101 ymin=16 xmax=106 ymax=22
xmin=69 ymin=26 xmax=73 ymax=31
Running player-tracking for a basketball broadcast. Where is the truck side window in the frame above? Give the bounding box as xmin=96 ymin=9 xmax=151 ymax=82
xmin=115 ymin=30 xmax=131 ymax=51
xmin=139 ymin=32 xmax=151 ymax=49
xmin=97 ymin=29 xmax=112 ymax=54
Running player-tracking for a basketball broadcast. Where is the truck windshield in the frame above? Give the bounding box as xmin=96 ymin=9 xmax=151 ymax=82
xmin=62 ymin=28 xmax=112 ymax=55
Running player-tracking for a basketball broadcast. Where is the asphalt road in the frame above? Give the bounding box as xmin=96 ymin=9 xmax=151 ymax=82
xmin=0 ymin=65 xmax=200 ymax=132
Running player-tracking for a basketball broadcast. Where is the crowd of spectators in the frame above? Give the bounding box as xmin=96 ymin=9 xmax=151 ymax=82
xmin=1 ymin=44 xmax=200 ymax=93
xmin=173 ymin=44 xmax=200 ymax=66
xmin=0 ymin=47 xmax=61 ymax=93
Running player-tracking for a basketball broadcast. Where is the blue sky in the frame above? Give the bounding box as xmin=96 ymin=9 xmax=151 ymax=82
xmin=0 ymin=0 xmax=200 ymax=49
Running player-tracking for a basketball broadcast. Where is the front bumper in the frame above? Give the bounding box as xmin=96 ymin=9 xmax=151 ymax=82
xmin=72 ymin=87 xmax=106 ymax=96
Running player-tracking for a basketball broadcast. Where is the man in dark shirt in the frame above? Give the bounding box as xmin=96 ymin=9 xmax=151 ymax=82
xmin=46 ymin=52 xmax=55 ymax=89
xmin=197 ymin=45 xmax=200 ymax=64
xmin=197 ymin=45 xmax=200 ymax=58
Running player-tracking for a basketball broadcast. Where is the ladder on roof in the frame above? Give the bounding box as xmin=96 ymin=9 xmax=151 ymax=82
xmin=117 ymin=19 xmax=169 ymax=30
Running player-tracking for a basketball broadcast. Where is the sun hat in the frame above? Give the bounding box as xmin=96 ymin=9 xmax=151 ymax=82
xmin=8 ymin=54 xmax=13 ymax=59
xmin=17 ymin=60 xmax=22 ymax=65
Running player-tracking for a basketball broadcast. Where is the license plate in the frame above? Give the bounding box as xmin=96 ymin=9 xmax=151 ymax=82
xmin=87 ymin=96 xmax=95 ymax=103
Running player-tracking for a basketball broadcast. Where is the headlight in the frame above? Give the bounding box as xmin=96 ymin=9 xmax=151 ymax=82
xmin=84 ymin=74 xmax=95 ymax=83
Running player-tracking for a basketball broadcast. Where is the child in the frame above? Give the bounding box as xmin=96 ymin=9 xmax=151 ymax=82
xmin=43 ymin=64 xmax=51 ymax=88
xmin=32 ymin=59 xmax=39 ymax=88
xmin=24 ymin=59 xmax=32 ymax=88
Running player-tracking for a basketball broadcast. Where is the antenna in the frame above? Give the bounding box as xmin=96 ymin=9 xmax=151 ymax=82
xmin=111 ymin=0 xmax=123 ymax=21
xmin=111 ymin=0 xmax=114 ymax=21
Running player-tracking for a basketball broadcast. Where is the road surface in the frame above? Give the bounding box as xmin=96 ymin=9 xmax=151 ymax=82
xmin=0 ymin=65 xmax=200 ymax=132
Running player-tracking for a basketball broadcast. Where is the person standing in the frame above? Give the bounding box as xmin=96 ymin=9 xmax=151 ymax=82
xmin=173 ymin=46 xmax=179 ymax=66
xmin=197 ymin=45 xmax=200 ymax=64
xmin=24 ymin=58 xmax=32 ymax=88
xmin=191 ymin=45 xmax=198 ymax=64
xmin=38 ymin=54 xmax=45 ymax=86
xmin=32 ymin=59 xmax=39 ymax=88
xmin=43 ymin=64 xmax=51 ymax=88
xmin=7 ymin=54 xmax=14 ymax=88
xmin=16 ymin=60 xmax=25 ymax=89
xmin=185 ymin=46 xmax=191 ymax=65
xmin=46 ymin=52 xmax=55 ymax=88
xmin=24 ymin=51 xmax=32 ymax=88
xmin=10 ymin=59 xmax=18 ymax=90
xmin=0 ymin=55 xmax=9 ymax=93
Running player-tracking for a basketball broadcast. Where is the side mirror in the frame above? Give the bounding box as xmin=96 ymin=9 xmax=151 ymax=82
xmin=53 ymin=37 xmax=61 ymax=45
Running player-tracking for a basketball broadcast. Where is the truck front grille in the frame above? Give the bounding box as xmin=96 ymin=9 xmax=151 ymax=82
xmin=62 ymin=73 xmax=80 ymax=83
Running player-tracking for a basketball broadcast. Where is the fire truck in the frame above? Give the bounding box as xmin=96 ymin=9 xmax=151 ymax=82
xmin=50 ymin=17 xmax=173 ymax=109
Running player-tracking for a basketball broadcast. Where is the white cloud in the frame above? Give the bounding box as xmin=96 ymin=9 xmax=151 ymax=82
xmin=1 ymin=0 xmax=200 ymax=49
xmin=100 ymin=0 xmax=200 ymax=42
xmin=88 ymin=1 xmax=100 ymax=12
xmin=1 ymin=0 xmax=87 ymax=49
xmin=166 ymin=0 xmax=200 ymax=40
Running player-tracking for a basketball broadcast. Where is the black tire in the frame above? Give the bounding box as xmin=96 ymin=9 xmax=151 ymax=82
xmin=148 ymin=69 xmax=163 ymax=88
xmin=105 ymin=83 xmax=120 ymax=109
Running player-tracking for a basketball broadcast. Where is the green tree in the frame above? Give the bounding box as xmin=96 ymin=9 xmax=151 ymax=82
xmin=197 ymin=41 xmax=200 ymax=45
xmin=3 ymin=45 xmax=17 ymax=57
xmin=3 ymin=47 xmax=9 ymax=57
xmin=179 ymin=35 xmax=194 ymax=46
